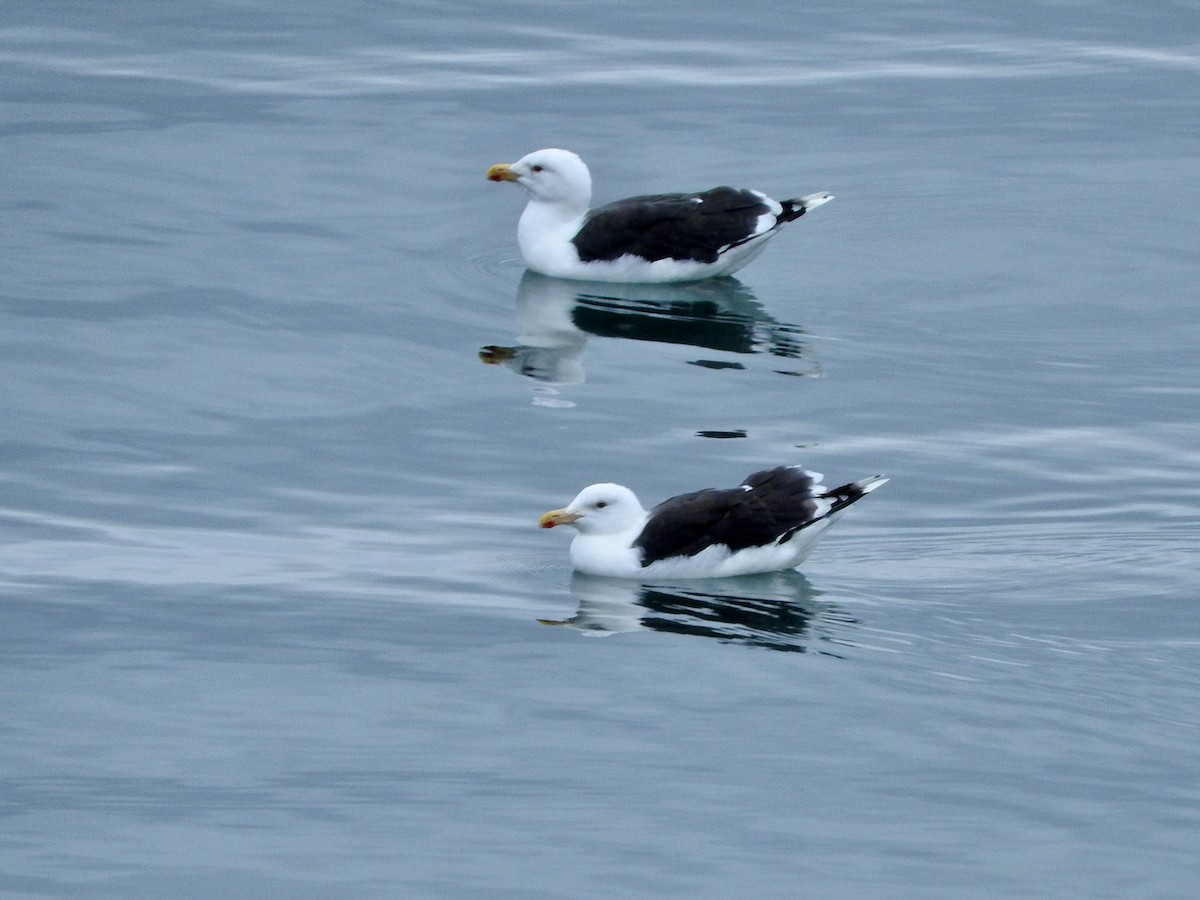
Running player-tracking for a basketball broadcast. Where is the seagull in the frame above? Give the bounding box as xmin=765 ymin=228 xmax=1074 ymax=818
xmin=538 ymin=465 xmax=885 ymax=578
xmin=487 ymin=149 xmax=832 ymax=283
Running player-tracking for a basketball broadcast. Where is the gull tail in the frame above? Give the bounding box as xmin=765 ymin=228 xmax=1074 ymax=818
xmin=823 ymin=475 xmax=888 ymax=514
xmin=778 ymin=191 xmax=834 ymax=223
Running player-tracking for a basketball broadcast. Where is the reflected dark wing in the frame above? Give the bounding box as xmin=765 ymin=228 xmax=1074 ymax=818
xmin=571 ymin=187 xmax=775 ymax=264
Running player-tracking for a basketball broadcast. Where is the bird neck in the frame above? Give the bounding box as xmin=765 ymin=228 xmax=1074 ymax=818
xmin=521 ymin=191 xmax=587 ymax=226
xmin=517 ymin=199 xmax=587 ymax=263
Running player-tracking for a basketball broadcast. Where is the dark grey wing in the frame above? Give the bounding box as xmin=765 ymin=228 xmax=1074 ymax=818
xmin=633 ymin=468 xmax=826 ymax=567
xmin=734 ymin=467 xmax=830 ymax=547
xmin=743 ymin=466 xmax=878 ymax=535
xmin=633 ymin=488 xmax=756 ymax=567
xmin=572 ymin=187 xmax=776 ymax=264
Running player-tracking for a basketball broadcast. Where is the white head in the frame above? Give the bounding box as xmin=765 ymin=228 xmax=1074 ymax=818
xmin=486 ymin=148 xmax=593 ymax=211
xmin=538 ymin=482 xmax=647 ymax=535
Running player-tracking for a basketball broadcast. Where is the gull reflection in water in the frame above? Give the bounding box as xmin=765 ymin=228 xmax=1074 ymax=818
xmin=480 ymin=271 xmax=816 ymax=403
xmin=539 ymin=570 xmax=857 ymax=654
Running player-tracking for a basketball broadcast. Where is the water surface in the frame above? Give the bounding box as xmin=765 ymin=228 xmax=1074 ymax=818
xmin=3 ymin=1 xmax=1199 ymax=897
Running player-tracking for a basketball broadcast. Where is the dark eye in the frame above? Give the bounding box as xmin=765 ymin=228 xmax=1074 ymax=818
xmin=595 ymin=501 xmax=608 ymax=509
xmin=530 ymin=164 xmax=544 ymax=173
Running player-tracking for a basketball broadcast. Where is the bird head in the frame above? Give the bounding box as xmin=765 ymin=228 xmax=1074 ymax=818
xmin=487 ymin=148 xmax=593 ymax=210
xmin=538 ymin=483 xmax=645 ymax=535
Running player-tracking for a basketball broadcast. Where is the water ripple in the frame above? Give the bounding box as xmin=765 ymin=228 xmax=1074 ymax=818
xmin=3 ymin=27 xmax=1198 ymax=96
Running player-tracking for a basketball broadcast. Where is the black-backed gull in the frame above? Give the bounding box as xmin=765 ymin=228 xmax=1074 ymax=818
xmin=538 ymin=465 xmax=885 ymax=578
xmin=487 ymin=149 xmax=832 ymax=283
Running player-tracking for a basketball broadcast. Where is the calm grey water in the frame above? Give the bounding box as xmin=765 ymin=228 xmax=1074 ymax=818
xmin=3 ymin=2 xmax=1199 ymax=897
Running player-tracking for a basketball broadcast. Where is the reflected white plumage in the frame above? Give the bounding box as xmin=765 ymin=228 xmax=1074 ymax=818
xmin=487 ymin=149 xmax=832 ymax=283
xmin=539 ymin=466 xmax=886 ymax=578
